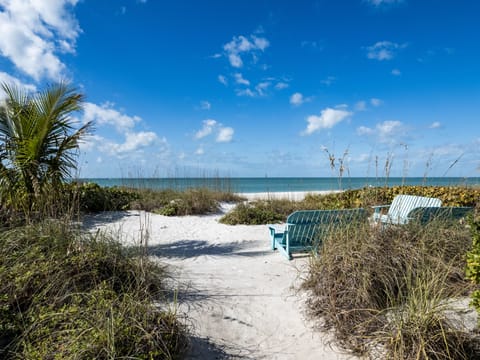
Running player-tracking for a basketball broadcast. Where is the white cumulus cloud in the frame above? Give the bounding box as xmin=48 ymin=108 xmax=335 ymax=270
xmin=0 ymin=0 xmax=81 ymax=81
xmin=195 ymin=119 xmax=217 ymax=139
xmin=290 ymin=92 xmax=304 ymax=106
xmin=303 ymin=108 xmax=352 ymax=135
xmin=82 ymin=102 xmax=141 ymax=133
xmin=107 ymin=131 xmax=158 ymax=155
xmin=290 ymin=92 xmax=312 ymax=106
xmin=194 ymin=119 xmax=234 ymax=143
xmin=216 ymin=127 xmax=234 ymax=143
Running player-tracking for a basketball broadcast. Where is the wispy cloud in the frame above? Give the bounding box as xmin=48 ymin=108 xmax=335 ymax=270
xmin=357 ymin=120 xmax=407 ymax=144
xmin=222 ymin=34 xmax=270 ymax=68
xmin=355 ymin=101 xmax=367 ymax=111
xmin=391 ymin=68 xmax=402 ymax=76
xmin=355 ymin=98 xmax=382 ymax=111
xmin=429 ymin=121 xmax=442 ymax=129
xmin=0 ymin=0 xmax=80 ymax=81
xmin=236 ymin=88 xmax=256 ymax=97
xmin=366 ymin=41 xmax=407 ymax=61
xmin=366 ymin=0 xmax=404 ymax=7
xmin=234 ymin=73 xmax=250 ymax=86
xmin=275 ymin=82 xmax=289 ymax=90
xmin=255 ymin=82 xmax=270 ymax=96
xmin=321 ymin=76 xmax=336 ymax=86
xmin=200 ymin=101 xmax=211 ymax=110
xmin=303 ymin=107 xmax=352 ymax=135
xmin=301 ymin=40 xmax=323 ymax=51
xmin=218 ymin=75 xmax=228 ymax=86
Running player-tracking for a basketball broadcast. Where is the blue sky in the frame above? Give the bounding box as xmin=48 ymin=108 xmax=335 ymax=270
xmin=0 ymin=0 xmax=479 ymax=178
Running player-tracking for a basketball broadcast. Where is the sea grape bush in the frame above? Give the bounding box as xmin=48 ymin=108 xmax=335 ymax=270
xmin=70 ymin=182 xmax=138 ymax=212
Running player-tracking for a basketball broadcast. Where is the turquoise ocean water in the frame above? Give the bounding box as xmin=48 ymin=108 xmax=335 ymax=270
xmin=80 ymin=177 xmax=480 ymax=193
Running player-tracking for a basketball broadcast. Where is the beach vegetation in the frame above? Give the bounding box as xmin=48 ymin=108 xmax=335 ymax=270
xmin=73 ymin=182 xmax=139 ymax=212
xmin=220 ymin=185 xmax=479 ymax=225
xmin=303 ymin=211 xmax=479 ymax=359
xmin=0 ymin=220 xmax=188 ymax=359
xmin=130 ymin=187 xmax=244 ymax=216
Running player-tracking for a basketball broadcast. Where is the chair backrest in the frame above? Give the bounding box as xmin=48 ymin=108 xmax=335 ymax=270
xmin=388 ymin=195 xmax=442 ymax=224
xmin=407 ymin=206 xmax=473 ymax=225
xmin=286 ymin=208 xmax=367 ymax=247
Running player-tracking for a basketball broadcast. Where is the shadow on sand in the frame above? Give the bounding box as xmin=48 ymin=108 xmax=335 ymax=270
xmin=187 ymin=335 xmax=254 ymax=359
xmin=147 ymin=239 xmax=269 ymax=259
xmin=81 ymin=211 xmax=139 ymax=230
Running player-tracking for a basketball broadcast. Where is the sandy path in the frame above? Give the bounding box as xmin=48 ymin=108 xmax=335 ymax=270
xmin=84 ymin=206 xmax=357 ymax=360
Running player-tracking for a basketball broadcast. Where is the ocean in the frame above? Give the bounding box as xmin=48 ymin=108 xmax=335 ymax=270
xmin=79 ymin=177 xmax=480 ymax=193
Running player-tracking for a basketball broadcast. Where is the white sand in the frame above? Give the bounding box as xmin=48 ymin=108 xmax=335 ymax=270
xmin=84 ymin=193 xmax=358 ymax=360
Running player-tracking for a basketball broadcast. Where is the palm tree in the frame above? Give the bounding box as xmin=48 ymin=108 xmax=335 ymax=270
xmin=0 ymin=82 xmax=92 ymax=210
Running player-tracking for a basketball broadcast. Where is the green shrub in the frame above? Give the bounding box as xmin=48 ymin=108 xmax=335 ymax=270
xmin=72 ymin=182 xmax=138 ymax=212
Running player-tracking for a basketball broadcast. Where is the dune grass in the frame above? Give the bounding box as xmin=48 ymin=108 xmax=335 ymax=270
xmin=0 ymin=219 xmax=189 ymax=359
xmin=130 ymin=187 xmax=245 ymax=215
xmin=302 ymin=216 xmax=479 ymax=359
